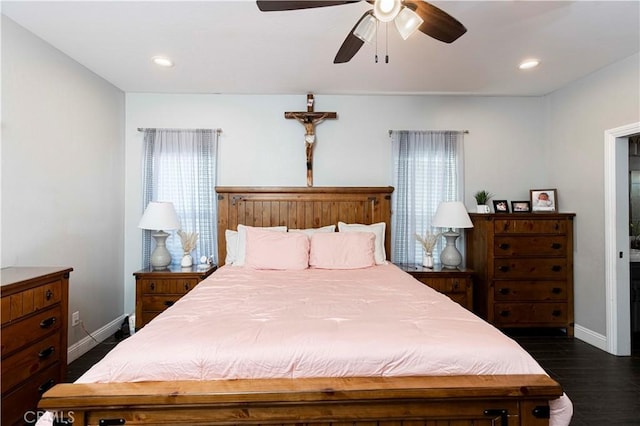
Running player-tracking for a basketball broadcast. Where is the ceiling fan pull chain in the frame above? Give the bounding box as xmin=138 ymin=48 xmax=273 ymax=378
xmin=375 ymin=19 xmax=379 ymax=63
xmin=385 ymin=22 xmax=389 ymax=63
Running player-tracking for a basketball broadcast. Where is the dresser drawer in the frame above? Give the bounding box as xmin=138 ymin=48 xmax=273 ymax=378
xmin=1 ymin=279 xmax=61 ymax=325
xmin=494 ymin=258 xmax=568 ymax=279
xmin=493 ymin=303 xmax=568 ymax=326
xmin=1 ymin=362 xmax=60 ymax=426
xmin=494 ymin=236 xmax=568 ymax=257
xmin=494 ymin=219 xmax=568 ymax=234
xmin=493 ymin=281 xmax=567 ymax=301
xmin=1 ymin=333 xmax=61 ymax=394
xmin=142 ymin=295 xmax=182 ymax=311
xmin=1 ymin=305 xmax=62 ymax=355
xmin=415 ymin=277 xmax=468 ymax=294
xmin=140 ymin=278 xmax=198 ymax=294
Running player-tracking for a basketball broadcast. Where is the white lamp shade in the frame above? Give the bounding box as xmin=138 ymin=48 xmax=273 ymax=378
xmin=431 ymin=201 xmax=473 ymax=229
xmin=138 ymin=201 xmax=180 ymax=231
xmin=394 ymin=7 xmax=424 ymax=40
xmin=354 ymin=13 xmax=377 ymax=43
xmin=373 ymin=0 xmax=402 ymax=22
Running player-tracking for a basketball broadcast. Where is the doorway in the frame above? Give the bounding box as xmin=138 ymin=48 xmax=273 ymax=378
xmin=604 ymin=121 xmax=640 ymax=356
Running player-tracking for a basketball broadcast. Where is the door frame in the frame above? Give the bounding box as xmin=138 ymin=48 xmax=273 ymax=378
xmin=604 ymin=121 xmax=640 ymax=355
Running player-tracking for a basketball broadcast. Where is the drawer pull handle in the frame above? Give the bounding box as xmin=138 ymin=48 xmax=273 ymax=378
xmin=532 ymin=405 xmax=551 ymax=419
xmin=551 ymin=242 xmax=562 ymax=249
xmin=164 ymin=301 xmax=175 ymax=307
xmin=40 ymin=317 xmax=56 ymax=328
xmin=39 ymin=346 xmax=55 ymax=358
xmin=99 ymin=419 xmax=126 ymax=426
xmin=184 ymin=283 xmax=190 ymax=291
xmin=500 ymin=310 xmax=510 ymax=317
xmin=38 ymin=378 xmax=55 ymax=394
xmin=552 ymin=287 xmax=562 ymax=294
xmin=498 ymin=288 xmax=510 ymax=295
xmin=552 ymin=310 xmax=562 ymax=317
xmin=551 ymin=265 xmax=562 ymax=272
xmin=46 ymin=289 xmax=53 ymax=300
xmin=498 ymin=243 xmax=510 ymax=250
xmin=150 ymin=282 xmax=155 ymax=291
xmin=498 ymin=265 xmax=510 ymax=272
xmin=484 ymin=409 xmax=508 ymax=425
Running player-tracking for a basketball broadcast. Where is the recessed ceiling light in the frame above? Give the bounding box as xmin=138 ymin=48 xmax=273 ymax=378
xmin=152 ymin=56 xmax=174 ymax=68
xmin=519 ymin=59 xmax=540 ymax=70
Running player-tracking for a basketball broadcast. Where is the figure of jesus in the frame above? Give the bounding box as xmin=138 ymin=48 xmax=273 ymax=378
xmin=285 ymin=94 xmax=337 ymax=187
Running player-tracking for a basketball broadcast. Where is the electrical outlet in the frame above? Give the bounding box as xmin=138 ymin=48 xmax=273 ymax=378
xmin=72 ymin=311 xmax=80 ymax=327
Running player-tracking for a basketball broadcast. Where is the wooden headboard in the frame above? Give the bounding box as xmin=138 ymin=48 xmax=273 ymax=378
xmin=216 ymin=186 xmax=394 ymax=266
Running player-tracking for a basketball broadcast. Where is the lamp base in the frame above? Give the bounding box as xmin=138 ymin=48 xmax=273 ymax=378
xmin=150 ymin=230 xmax=172 ymax=270
xmin=439 ymin=231 xmax=462 ymax=269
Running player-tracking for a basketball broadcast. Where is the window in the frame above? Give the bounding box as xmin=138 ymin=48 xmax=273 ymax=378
xmin=390 ymin=130 xmax=465 ymax=265
xmin=142 ymin=128 xmax=219 ymax=266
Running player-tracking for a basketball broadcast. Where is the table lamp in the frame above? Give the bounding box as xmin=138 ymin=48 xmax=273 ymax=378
xmin=138 ymin=201 xmax=180 ymax=270
xmin=431 ymin=201 xmax=473 ymax=269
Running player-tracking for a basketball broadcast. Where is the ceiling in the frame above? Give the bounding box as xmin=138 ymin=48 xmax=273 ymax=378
xmin=2 ymin=0 xmax=639 ymax=96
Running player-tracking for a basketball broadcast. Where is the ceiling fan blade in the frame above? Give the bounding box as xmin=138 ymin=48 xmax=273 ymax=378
xmin=257 ymin=1 xmax=361 ymax=12
xmin=333 ymin=11 xmax=372 ymax=64
xmin=404 ymin=0 xmax=466 ymax=43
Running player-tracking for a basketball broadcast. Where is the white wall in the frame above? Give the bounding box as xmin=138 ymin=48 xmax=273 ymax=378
xmin=546 ymin=53 xmax=640 ymax=339
xmin=124 ymin=93 xmax=546 ymax=313
xmin=1 ymin=16 xmax=126 ymax=353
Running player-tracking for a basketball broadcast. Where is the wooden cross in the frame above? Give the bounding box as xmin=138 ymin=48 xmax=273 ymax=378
xmin=285 ymin=94 xmax=337 ymax=187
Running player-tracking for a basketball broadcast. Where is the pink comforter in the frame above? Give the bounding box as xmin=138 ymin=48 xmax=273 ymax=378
xmin=77 ymin=264 xmax=572 ymax=424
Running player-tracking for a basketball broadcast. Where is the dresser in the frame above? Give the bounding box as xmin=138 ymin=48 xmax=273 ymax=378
xmin=134 ymin=265 xmax=217 ymax=330
xmin=1 ymin=266 xmax=72 ymax=426
xmin=395 ymin=264 xmax=474 ymax=311
xmin=465 ymin=213 xmax=575 ymax=336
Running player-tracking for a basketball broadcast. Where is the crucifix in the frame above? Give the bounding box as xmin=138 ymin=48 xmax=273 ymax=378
xmin=285 ymin=94 xmax=337 ymax=187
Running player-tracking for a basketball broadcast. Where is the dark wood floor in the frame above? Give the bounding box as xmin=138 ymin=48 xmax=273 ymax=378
xmin=66 ymin=331 xmax=640 ymax=426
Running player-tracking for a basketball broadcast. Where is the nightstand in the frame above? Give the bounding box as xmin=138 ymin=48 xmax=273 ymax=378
xmin=395 ymin=264 xmax=474 ymax=311
xmin=134 ymin=264 xmax=217 ymax=330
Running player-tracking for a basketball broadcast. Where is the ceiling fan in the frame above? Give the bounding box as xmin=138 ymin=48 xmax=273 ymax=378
xmin=256 ymin=0 xmax=467 ymax=64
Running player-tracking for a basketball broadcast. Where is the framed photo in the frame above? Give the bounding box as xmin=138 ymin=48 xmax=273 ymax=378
xmin=530 ymin=188 xmax=558 ymax=213
xmin=493 ymin=200 xmax=509 ymax=213
xmin=511 ymin=201 xmax=531 ymax=213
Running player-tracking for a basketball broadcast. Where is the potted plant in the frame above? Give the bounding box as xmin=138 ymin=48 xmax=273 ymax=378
xmin=474 ymin=190 xmax=494 ymax=213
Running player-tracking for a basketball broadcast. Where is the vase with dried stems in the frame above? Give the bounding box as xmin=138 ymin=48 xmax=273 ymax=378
xmin=177 ymin=230 xmax=198 ymax=268
xmin=415 ymin=231 xmax=440 ymax=268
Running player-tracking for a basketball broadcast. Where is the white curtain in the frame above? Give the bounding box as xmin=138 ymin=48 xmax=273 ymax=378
xmin=142 ymin=128 xmax=219 ymax=266
xmin=390 ymin=130 xmax=465 ymax=265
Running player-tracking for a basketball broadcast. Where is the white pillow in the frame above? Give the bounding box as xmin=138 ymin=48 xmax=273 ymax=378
xmin=289 ymin=224 xmax=335 ymax=237
xmin=337 ymin=221 xmax=386 ymax=265
xmin=225 ymin=229 xmax=239 ymax=265
xmin=234 ymin=224 xmax=287 ymax=266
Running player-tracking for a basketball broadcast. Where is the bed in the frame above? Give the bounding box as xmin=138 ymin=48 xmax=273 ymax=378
xmin=38 ymin=186 xmax=572 ymax=426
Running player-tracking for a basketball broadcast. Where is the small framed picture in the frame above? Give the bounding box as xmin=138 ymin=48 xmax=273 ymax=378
xmin=530 ymin=188 xmax=558 ymax=213
xmin=493 ymin=200 xmax=509 ymax=213
xmin=511 ymin=201 xmax=531 ymax=213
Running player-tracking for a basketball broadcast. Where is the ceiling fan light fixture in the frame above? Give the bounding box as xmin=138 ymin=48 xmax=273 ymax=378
xmin=394 ymin=7 xmax=424 ymax=40
xmin=373 ymin=0 xmax=402 ymax=23
xmin=353 ymin=14 xmax=377 ymax=43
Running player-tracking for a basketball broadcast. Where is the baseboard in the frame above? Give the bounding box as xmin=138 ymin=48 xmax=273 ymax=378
xmin=67 ymin=315 xmax=125 ymax=363
xmin=574 ymin=323 xmax=608 ymax=352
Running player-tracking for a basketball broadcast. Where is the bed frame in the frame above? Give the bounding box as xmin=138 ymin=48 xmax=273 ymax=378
xmin=39 ymin=187 xmax=563 ymax=426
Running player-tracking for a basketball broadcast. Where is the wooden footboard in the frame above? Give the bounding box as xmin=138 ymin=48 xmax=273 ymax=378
xmin=39 ymin=375 xmax=562 ymax=426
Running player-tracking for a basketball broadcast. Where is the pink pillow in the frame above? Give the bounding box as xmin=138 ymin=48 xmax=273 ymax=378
xmin=309 ymin=232 xmax=376 ymax=269
xmin=245 ymin=227 xmax=309 ymax=270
